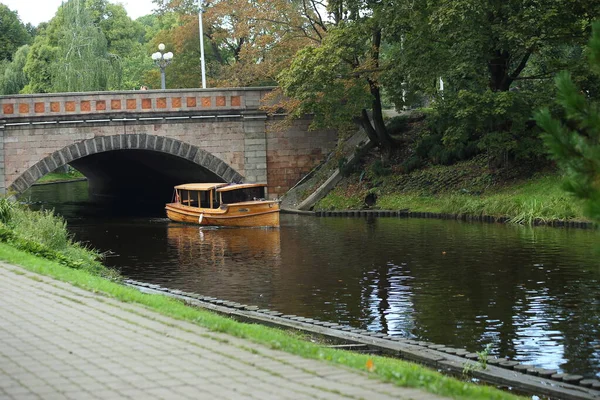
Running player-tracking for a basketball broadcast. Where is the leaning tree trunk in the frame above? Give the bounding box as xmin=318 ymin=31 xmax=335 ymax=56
xmin=354 ymin=25 xmax=395 ymax=159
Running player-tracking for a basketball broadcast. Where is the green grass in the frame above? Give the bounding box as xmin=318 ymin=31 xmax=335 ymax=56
xmin=0 ymin=242 xmax=524 ymax=400
xmin=37 ymin=170 xmax=85 ymax=183
xmin=317 ymin=193 xmax=365 ymax=210
xmin=317 ymin=173 xmax=590 ymax=224
xmin=0 ymin=198 xmax=117 ymax=279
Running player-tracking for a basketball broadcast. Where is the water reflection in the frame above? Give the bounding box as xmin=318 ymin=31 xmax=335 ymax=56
xmin=20 ymin=181 xmax=600 ymax=378
xmin=165 ymin=225 xmax=282 ymax=304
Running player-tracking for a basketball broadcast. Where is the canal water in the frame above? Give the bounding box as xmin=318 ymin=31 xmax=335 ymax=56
xmin=21 ymin=181 xmax=600 ymax=378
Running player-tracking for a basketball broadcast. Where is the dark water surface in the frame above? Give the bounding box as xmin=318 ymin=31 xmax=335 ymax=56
xmin=22 ymin=181 xmax=600 ymax=378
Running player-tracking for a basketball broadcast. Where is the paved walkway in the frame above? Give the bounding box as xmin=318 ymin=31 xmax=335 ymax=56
xmin=0 ymin=262 xmax=447 ymax=400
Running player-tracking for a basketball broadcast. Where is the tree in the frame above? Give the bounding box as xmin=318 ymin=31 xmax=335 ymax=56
xmin=277 ymin=0 xmax=401 ymax=156
xmin=51 ymin=0 xmax=121 ymax=92
xmin=87 ymin=0 xmax=145 ymax=57
xmin=0 ymin=45 xmax=30 ymax=94
xmin=151 ymin=0 xmax=319 ymax=87
xmin=393 ymin=0 xmax=600 ymax=95
xmin=21 ymin=37 xmax=57 ymax=93
xmin=0 ymin=4 xmax=31 ymax=61
xmin=21 ymin=0 xmax=147 ymax=93
xmin=381 ymin=0 xmax=600 ymax=164
xmin=535 ymin=22 xmax=600 ymax=222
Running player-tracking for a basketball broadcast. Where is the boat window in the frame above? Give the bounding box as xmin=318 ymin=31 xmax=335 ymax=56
xmin=199 ymin=191 xmax=214 ymax=208
xmin=178 ymin=190 xmax=198 ymax=207
xmin=221 ymin=186 xmax=266 ymax=203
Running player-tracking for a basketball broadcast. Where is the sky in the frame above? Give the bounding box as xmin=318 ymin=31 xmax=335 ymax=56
xmin=1 ymin=0 xmax=157 ymax=26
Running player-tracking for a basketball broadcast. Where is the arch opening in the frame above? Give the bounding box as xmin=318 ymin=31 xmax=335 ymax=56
xmin=11 ymin=134 xmax=244 ymax=215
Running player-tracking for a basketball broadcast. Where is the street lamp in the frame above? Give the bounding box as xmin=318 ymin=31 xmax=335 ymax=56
xmin=152 ymin=43 xmax=173 ymax=90
xmin=198 ymin=0 xmax=207 ymax=88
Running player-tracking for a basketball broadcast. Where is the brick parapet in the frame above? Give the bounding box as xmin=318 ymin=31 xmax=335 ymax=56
xmin=0 ymin=87 xmax=274 ymax=120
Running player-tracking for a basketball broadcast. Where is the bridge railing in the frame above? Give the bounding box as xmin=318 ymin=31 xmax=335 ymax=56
xmin=0 ymin=87 xmax=275 ymax=121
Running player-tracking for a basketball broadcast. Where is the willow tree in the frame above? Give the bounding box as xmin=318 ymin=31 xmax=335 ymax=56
xmin=51 ymin=0 xmax=121 ymax=92
xmin=0 ymin=45 xmax=30 ymax=94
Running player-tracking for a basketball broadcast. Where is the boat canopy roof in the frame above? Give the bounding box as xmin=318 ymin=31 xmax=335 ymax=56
xmin=216 ymin=183 xmax=267 ymax=192
xmin=174 ymin=183 xmax=229 ymax=191
xmin=174 ymin=183 xmax=268 ymax=192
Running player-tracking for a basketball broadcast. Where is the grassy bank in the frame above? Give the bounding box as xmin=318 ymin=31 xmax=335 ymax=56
xmin=36 ymin=169 xmax=85 ymax=184
xmin=0 ymin=198 xmax=117 ymax=278
xmin=316 ymin=154 xmax=591 ymax=225
xmin=0 ymin=202 xmax=523 ymax=399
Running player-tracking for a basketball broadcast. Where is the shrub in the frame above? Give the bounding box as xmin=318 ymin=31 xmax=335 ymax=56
xmin=0 ymin=198 xmax=14 ymax=224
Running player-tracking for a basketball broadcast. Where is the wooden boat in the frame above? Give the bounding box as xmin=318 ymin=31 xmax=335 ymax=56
xmin=165 ymin=183 xmax=280 ymax=227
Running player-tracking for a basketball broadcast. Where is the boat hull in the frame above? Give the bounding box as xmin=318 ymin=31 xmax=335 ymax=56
xmin=165 ymin=201 xmax=280 ymax=227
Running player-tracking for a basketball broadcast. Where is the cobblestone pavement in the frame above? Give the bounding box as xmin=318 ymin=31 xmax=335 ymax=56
xmin=0 ymin=262 xmax=448 ymax=399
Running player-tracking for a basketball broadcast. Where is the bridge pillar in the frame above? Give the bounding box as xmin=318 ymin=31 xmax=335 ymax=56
xmin=243 ymin=117 xmax=268 ymax=187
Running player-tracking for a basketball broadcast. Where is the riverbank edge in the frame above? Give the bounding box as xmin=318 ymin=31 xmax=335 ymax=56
xmin=0 ymin=242 xmax=525 ymax=400
xmin=32 ymin=177 xmax=87 ymax=186
xmin=281 ymin=208 xmax=596 ymax=229
xmin=122 ymin=279 xmax=600 ymax=399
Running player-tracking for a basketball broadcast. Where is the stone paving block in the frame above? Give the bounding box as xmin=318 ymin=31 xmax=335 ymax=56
xmin=63 ymin=391 xmax=97 ymax=400
xmin=0 ymin=263 xmax=446 ymax=400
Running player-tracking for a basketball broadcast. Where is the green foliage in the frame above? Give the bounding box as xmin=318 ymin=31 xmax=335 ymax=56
xmin=535 ymin=22 xmax=600 ymax=222
xmin=38 ymin=168 xmax=85 ymax=183
xmin=315 ymin=193 xmax=365 ymax=210
xmin=385 ymin=115 xmax=410 ymax=135
xmin=430 ymin=90 xmax=544 ymax=164
xmin=319 ymin=154 xmax=587 ymax=223
xmin=21 ymin=37 xmax=57 ymax=93
xmin=381 ymin=0 xmax=600 ymax=164
xmin=19 ymin=0 xmax=151 ymax=93
xmin=51 ymin=0 xmax=122 ymax=92
xmin=477 ymin=343 xmax=492 ymax=369
xmin=370 ymin=160 xmax=392 ymax=177
xmin=0 ymin=45 xmax=29 ymax=94
xmin=399 ymin=156 xmax=422 ymax=174
xmin=278 ymin=24 xmax=372 ymax=131
xmin=9 ymin=207 xmax=71 ymax=251
xmin=0 ymin=4 xmax=31 ymax=61
xmin=0 ymin=198 xmax=15 ymax=225
xmin=412 ymin=132 xmax=479 ymax=167
xmin=0 ymin=200 xmax=114 ymax=278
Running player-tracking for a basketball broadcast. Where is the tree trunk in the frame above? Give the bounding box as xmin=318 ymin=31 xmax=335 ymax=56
xmin=360 ymin=25 xmax=394 ymax=158
xmin=357 ymin=109 xmax=380 ymax=144
xmin=369 ymin=80 xmax=392 ymax=150
xmin=488 ymin=50 xmax=513 ymax=91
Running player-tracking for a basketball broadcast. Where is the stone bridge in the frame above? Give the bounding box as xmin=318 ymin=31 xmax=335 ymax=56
xmin=0 ymin=88 xmax=337 ymax=203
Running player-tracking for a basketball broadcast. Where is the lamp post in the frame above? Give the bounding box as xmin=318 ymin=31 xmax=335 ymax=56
xmin=151 ymin=43 xmax=173 ymax=90
xmin=198 ymin=1 xmax=207 ymax=88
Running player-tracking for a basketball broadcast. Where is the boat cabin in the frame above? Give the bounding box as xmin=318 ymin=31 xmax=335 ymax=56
xmin=173 ymin=183 xmax=268 ymax=209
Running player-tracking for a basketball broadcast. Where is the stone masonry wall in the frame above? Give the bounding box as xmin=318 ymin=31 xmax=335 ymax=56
xmin=2 ymin=120 xmax=247 ymax=192
xmin=266 ymin=118 xmax=338 ymax=198
xmin=0 ymin=88 xmax=338 ymax=197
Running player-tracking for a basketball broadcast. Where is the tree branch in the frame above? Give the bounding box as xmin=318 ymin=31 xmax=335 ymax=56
xmin=508 ymin=50 xmax=532 ymax=81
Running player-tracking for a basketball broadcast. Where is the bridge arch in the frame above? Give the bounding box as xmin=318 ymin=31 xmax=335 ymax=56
xmin=9 ymin=134 xmax=245 ymax=195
